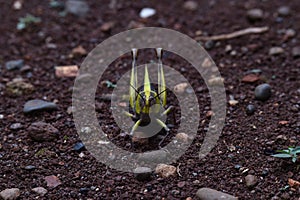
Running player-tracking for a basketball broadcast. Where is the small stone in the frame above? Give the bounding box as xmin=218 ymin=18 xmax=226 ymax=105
xmin=229 ymin=100 xmax=239 ymax=106
xmin=139 ymin=8 xmax=156 ymax=18
xmin=242 ymin=74 xmax=260 ymax=83
xmin=138 ymin=150 xmax=168 ymax=163
xmin=255 ymin=83 xmax=271 ymax=101
xmin=183 ymin=1 xmax=198 ymax=11
xmin=247 ymin=8 xmax=264 ymax=21
xmin=204 ymin=40 xmax=214 ymax=50
xmin=196 ymin=188 xmax=238 ymax=200
xmin=155 ymin=164 xmax=177 ymax=178
xmin=55 ymin=65 xmax=78 ymax=77
xmin=5 ymin=59 xmax=24 ymax=71
xmin=284 ymin=29 xmax=296 ymax=40
xmin=278 ymin=6 xmax=290 ymax=16
xmin=0 ymin=188 xmax=20 ymax=200
xmin=32 ymin=187 xmax=47 ymax=196
xmin=246 ymin=104 xmax=256 ymax=115
xmin=208 ymin=77 xmax=224 ymax=86
xmin=225 ymin=45 xmax=232 ymax=53
xmin=10 ymin=123 xmax=22 ymax=130
xmin=127 ymin=21 xmax=145 ymax=29
xmin=23 ymin=99 xmax=58 ymax=113
xmin=74 ymin=142 xmax=85 ymax=151
xmin=133 ymin=167 xmax=152 ymax=181
xmin=28 ymin=122 xmax=59 ymax=142
xmin=292 ymin=46 xmax=300 ymax=58
xmin=269 ymin=47 xmax=284 ymax=55
xmin=6 ymin=79 xmax=34 ymax=96
xmin=245 ymin=174 xmax=258 ymax=187
xmin=44 ymin=175 xmax=62 ymax=188
xmin=100 ymin=21 xmax=115 ymax=32
xmin=13 ymin=0 xmax=22 ymax=10
xmin=71 ymin=45 xmax=87 ymax=56
xmin=24 ymin=165 xmax=36 ymax=170
xmin=177 ymin=181 xmax=186 ymax=188
xmin=175 ymin=132 xmax=190 ymax=143
xmin=174 ymin=83 xmax=188 ymax=94
xmin=65 ymin=0 xmax=89 ymax=17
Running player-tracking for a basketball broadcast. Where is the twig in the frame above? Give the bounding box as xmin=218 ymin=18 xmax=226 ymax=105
xmin=196 ymin=26 xmax=269 ymax=41
xmin=177 ymin=163 xmax=182 ymax=177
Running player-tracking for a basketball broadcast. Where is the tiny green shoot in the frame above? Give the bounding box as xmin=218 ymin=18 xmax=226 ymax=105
xmin=272 ymin=146 xmax=300 ymax=163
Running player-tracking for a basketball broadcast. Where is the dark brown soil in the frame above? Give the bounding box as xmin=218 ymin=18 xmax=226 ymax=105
xmin=0 ymin=0 xmax=299 ymax=199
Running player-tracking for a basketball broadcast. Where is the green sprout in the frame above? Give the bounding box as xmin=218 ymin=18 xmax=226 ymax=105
xmin=105 ymin=80 xmax=117 ymax=88
xmin=17 ymin=14 xmax=41 ymax=30
xmin=272 ymin=146 xmax=300 ymax=163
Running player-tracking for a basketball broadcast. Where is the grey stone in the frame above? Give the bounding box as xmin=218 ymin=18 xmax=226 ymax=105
xmin=0 ymin=188 xmax=20 ymax=200
xmin=6 ymin=79 xmax=34 ymax=96
xmin=196 ymin=188 xmax=238 ymax=200
xmin=23 ymin=99 xmax=57 ymax=113
xmin=278 ymin=6 xmax=290 ymax=16
xmin=28 ymin=122 xmax=59 ymax=142
xmin=246 ymin=104 xmax=255 ymax=115
xmin=255 ymin=83 xmax=271 ymax=101
xmin=292 ymin=46 xmax=300 ymax=58
xmin=32 ymin=187 xmax=47 ymax=196
xmin=269 ymin=47 xmax=284 ymax=55
xmin=247 ymin=9 xmax=263 ymax=21
xmin=65 ymin=0 xmax=89 ymax=17
xmin=5 ymin=59 xmax=24 ymax=70
xmin=133 ymin=167 xmax=152 ymax=181
xmin=138 ymin=150 xmax=168 ymax=163
xmin=10 ymin=123 xmax=23 ymax=130
xmin=245 ymin=174 xmax=258 ymax=187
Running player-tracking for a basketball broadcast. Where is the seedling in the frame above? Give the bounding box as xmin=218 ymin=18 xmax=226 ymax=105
xmin=17 ymin=14 xmax=41 ymax=30
xmin=272 ymin=146 xmax=300 ymax=163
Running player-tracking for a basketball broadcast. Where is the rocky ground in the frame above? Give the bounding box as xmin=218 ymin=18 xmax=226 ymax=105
xmin=0 ymin=0 xmax=299 ymax=199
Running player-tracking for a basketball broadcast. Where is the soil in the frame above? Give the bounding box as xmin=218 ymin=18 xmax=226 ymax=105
xmin=0 ymin=0 xmax=299 ymax=199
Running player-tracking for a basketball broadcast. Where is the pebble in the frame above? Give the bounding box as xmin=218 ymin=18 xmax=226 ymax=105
xmin=10 ymin=123 xmax=23 ymax=130
xmin=245 ymin=174 xmax=258 ymax=187
xmin=204 ymin=40 xmax=215 ymax=50
xmin=133 ymin=167 xmax=152 ymax=181
xmin=269 ymin=47 xmax=284 ymax=55
xmin=173 ymin=83 xmax=188 ymax=95
xmin=183 ymin=1 xmax=198 ymax=11
xmin=277 ymin=6 xmax=290 ymax=16
xmin=44 ymin=175 xmax=62 ymax=188
xmin=74 ymin=142 xmax=85 ymax=151
xmin=247 ymin=8 xmax=264 ymax=21
xmin=196 ymin=188 xmax=238 ymax=200
xmin=100 ymin=21 xmax=115 ymax=32
xmin=28 ymin=122 xmax=59 ymax=142
xmin=71 ymin=45 xmax=87 ymax=56
xmin=292 ymin=46 xmax=300 ymax=58
xmin=138 ymin=150 xmax=168 ymax=163
xmin=155 ymin=164 xmax=177 ymax=178
xmin=255 ymin=83 xmax=271 ymax=101
xmin=208 ymin=77 xmax=224 ymax=86
xmin=139 ymin=8 xmax=156 ymax=18
xmin=23 ymin=99 xmax=58 ymax=113
xmin=6 ymin=79 xmax=34 ymax=96
xmin=229 ymin=99 xmax=239 ymax=106
xmin=32 ymin=187 xmax=47 ymax=196
xmin=65 ymin=0 xmax=89 ymax=17
xmin=0 ymin=188 xmax=20 ymax=200
xmin=242 ymin=74 xmax=260 ymax=83
xmin=175 ymin=132 xmax=190 ymax=143
xmin=24 ymin=165 xmax=36 ymax=170
xmin=55 ymin=65 xmax=78 ymax=77
xmin=5 ymin=59 xmax=24 ymax=71
xmin=246 ymin=104 xmax=256 ymax=115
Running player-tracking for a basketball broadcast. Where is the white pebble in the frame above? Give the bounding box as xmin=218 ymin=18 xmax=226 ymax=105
xmin=139 ymin=8 xmax=156 ymax=18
